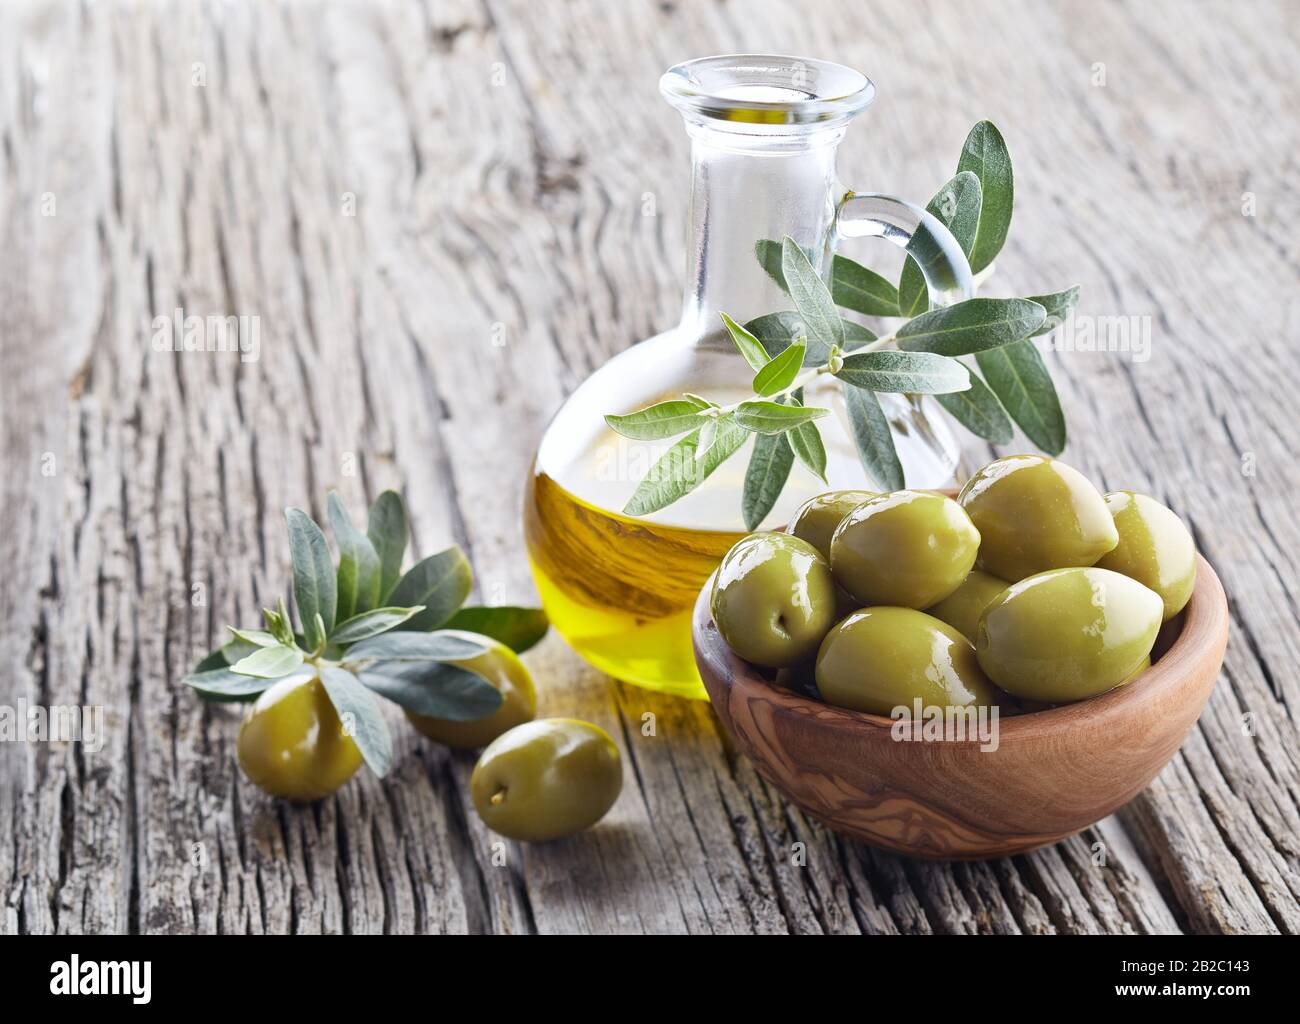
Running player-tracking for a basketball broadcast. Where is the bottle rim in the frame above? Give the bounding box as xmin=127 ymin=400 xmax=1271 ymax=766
xmin=660 ymin=54 xmax=875 ymax=129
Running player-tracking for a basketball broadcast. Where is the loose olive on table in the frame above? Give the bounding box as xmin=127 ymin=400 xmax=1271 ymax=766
xmin=1094 ymin=490 xmax=1197 ymax=621
xmin=405 ymin=630 xmax=537 ymax=748
xmin=815 ymin=607 xmax=1000 ymax=716
xmin=710 ymin=532 xmax=838 ymax=668
xmin=788 ymin=489 xmax=877 ymax=560
xmin=238 ymin=675 xmax=363 ymax=801
xmin=471 ymin=718 xmax=623 ymax=842
xmin=958 ymin=455 xmax=1118 ymax=581
xmin=976 ymin=567 xmax=1163 ymax=702
xmin=830 ymin=490 xmax=980 ymax=609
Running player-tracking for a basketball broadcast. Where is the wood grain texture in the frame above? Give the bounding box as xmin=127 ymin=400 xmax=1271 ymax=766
xmin=694 ymin=555 xmax=1229 ymax=859
xmin=0 ymin=0 xmax=1296 ymax=933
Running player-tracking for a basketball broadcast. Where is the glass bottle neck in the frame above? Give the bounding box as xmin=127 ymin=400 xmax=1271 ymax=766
xmin=677 ymin=123 xmax=845 ymax=348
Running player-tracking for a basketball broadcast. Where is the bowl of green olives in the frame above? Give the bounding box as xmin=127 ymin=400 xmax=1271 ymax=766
xmin=692 ymin=456 xmax=1229 ymax=860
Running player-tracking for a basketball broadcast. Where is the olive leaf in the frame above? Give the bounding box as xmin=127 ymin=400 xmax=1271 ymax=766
xmin=388 ymin=547 xmax=473 ymax=632
xmin=832 ymin=255 xmax=900 ymax=317
xmin=193 ymin=647 xmax=234 ymax=673
xmin=266 ymin=598 xmax=296 ymax=646
xmin=781 ymin=235 xmax=844 ymax=358
xmin=734 ymin=400 xmax=829 ymax=435
xmin=344 ymin=630 xmax=491 ymax=663
xmin=623 ymin=416 xmax=748 ymax=517
xmin=957 ymin=121 xmax=1014 ymax=273
xmin=758 ymin=239 xmax=901 ymax=319
xmin=285 ymin=507 xmax=336 ymax=651
xmin=785 ymin=394 xmax=828 ymax=483
xmin=227 ymin=626 xmax=278 ymax=648
xmin=443 ymin=606 xmax=549 ymax=653
xmin=230 ymin=643 xmax=306 ymax=679
xmin=834 ymin=350 xmax=971 ymax=394
xmin=694 ymin=417 xmax=719 ymax=462
xmin=1027 ymin=286 xmax=1081 ymax=336
xmin=935 ymin=368 xmax=1014 ymax=444
xmin=741 ymin=402 xmax=795 ymax=531
xmin=367 ymin=490 xmax=408 ymax=601
xmin=720 ymin=312 xmax=770 ymax=371
xmin=752 ymin=339 xmax=805 ymax=396
xmin=330 ymin=606 xmax=425 ymax=645
xmin=898 ymin=170 xmax=982 ymax=317
xmin=896 ymin=297 xmax=1046 ymax=357
xmin=196 ymin=636 xmax=263 ymax=672
xmin=744 ymin=311 xmax=874 ymax=358
xmin=260 ymin=610 xmax=288 ymax=646
xmin=318 ymin=665 xmax=393 ymax=777
xmin=359 ymin=661 xmax=503 ymax=722
xmin=606 ymin=399 xmax=710 ymax=440
xmin=975 ymin=339 xmax=1066 ymax=454
xmin=843 ymin=384 xmax=904 ymax=491
xmin=182 ymin=667 xmax=287 ymax=702
xmin=328 ymin=492 xmax=382 ymax=622
xmin=754 ymin=238 xmax=802 ymax=292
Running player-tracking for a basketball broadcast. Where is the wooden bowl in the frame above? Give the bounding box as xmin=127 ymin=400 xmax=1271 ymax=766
xmin=693 ymin=554 xmax=1228 ymax=860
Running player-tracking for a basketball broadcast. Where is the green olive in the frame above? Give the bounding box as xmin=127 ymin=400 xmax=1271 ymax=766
xmin=958 ymin=455 xmax=1118 ymax=581
xmin=998 ymin=692 xmax=1056 ymax=716
xmin=815 ymin=607 xmax=1000 ymax=715
xmin=833 ymin=585 xmax=861 ymax=620
xmin=404 ymin=631 xmax=536 ymax=748
xmin=1000 ymin=654 xmax=1147 ymax=714
xmin=711 ymin=532 xmax=838 ymax=667
xmin=1120 ymin=655 xmax=1152 ymax=686
xmin=774 ymin=660 xmax=820 ymax=700
xmin=829 ymin=491 xmax=981 ymax=609
xmin=470 ymin=718 xmax=622 ymax=842
xmin=788 ymin=490 xmax=877 ymax=560
xmin=1094 ymin=491 xmax=1197 ymax=621
xmin=925 ymin=570 xmax=1011 ymax=643
xmin=238 ymin=675 xmax=363 ymax=801
xmin=976 ymin=567 xmax=1162 ymax=702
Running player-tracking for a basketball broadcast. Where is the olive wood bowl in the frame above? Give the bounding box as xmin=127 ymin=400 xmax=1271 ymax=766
xmin=693 ymin=553 xmax=1227 ymax=860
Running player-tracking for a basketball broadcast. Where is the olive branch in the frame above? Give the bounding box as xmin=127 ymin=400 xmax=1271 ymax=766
xmin=182 ymin=489 xmax=548 ymax=779
xmin=605 ymin=121 xmax=1080 ymax=530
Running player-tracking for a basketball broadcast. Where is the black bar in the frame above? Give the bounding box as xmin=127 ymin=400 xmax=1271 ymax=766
xmin=0 ymin=934 xmax=1289 ymax=1010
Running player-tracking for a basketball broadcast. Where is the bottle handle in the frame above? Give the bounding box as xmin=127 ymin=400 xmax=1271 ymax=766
xmin=835 ymin=192 xmax=974 ymax=309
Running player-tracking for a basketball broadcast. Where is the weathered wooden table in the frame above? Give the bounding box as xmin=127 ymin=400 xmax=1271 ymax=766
xmin=2 ymin=0 xmax=1296 ymax=935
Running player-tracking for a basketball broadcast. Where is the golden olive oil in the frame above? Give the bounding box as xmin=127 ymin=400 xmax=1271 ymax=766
xmin=525 ymin=344 xmax=963 ymax=701
xmin=525 ymin=364 xmax=825 ymax=702
xmin=525 ymin=471 xmax=745 ymax=700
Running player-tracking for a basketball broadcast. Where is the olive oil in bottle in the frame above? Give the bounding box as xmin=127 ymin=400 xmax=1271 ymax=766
xmin=525 ymin=377 xmax=805 ymax=701
xmin=524 ymin=56 xmax=971 ymax=700
xmin=525 ymin=361 xmax=959 ymax=700
xmin=525 ymin=472 xmax=745 ymax=700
